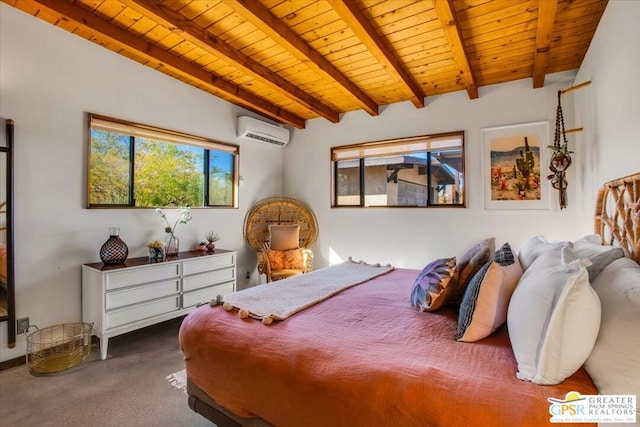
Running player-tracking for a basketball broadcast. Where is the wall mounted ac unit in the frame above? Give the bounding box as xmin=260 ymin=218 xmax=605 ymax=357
xmin=237 ymin=116 xmax=290 ymax=147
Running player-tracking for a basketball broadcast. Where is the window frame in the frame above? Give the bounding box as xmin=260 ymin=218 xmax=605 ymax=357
xmin=86 ymin=113 xmax=239 ymax=209
xmin=330 ymin=131 xmax=465 ymax=208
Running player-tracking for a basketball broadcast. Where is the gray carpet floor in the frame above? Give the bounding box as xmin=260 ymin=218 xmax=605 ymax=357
xmin=0 ymin=316 xmax=214 ymax=427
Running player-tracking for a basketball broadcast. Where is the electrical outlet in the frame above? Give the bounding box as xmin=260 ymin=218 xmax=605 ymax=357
xmin=245 ymin=270 xmax=250 ymax=280
xmin=17 ymin=317 xmax=30 ymax=334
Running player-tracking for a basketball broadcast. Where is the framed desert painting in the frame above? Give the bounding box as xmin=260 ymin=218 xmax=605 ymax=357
xmin=482 ymin=121 xmax=549 ymax=210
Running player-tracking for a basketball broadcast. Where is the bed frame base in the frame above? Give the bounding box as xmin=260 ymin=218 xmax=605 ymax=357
xmin=188 ymin=395 xmax=243 ymax=427
xmin=187 ymin=378 xmax=273 ymax=427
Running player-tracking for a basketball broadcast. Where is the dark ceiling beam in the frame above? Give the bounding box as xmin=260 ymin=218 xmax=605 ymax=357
xmin=432 ymin=0 xmax=479 ymax=99
xmin=225 ymin=0 xmax=379 ymax=116
xmin=532 ymin=0 xmax=559 ymax=88
xmin=126 ymin=0 xmax=340 ymax=124
xmin=29 ymin=0 xmax=306 ymax=128
xmin=331 ymin=0 xmax=426 ymax=109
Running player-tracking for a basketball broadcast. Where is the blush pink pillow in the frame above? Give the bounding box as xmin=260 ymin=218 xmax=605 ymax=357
xmin=457 ymin=243 xmax=523 ymax=342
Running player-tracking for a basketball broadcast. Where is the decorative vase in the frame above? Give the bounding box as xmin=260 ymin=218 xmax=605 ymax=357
xmin=206 ymin=242 xmax=216 ymax=252
xmin=165 ymin=233 xmax=179 ymax=256
xmin=99 ymin=227 xmax=128 ymax=264
xmin=197 ymin=244 xmax=207 ymax=252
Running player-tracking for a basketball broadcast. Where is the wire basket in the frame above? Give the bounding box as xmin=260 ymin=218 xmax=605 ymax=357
xmin=26 ymin=322 xmax=93 ymax=374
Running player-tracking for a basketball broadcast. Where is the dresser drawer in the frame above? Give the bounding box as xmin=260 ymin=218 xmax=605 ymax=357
xmin=182 ymin=253 xmax=235 ymax=276
xmin=105 ymin=263 xmax=180 ymax=291
xmin=183 ymin=281 xmax=235 ymax=309
xmin=105 ymin=279 xmax=180 ymax=310
xmin=183 ymin=267 xmax=235 ymax=292
xmin=106 ymin=296 xmax=180 ymax=329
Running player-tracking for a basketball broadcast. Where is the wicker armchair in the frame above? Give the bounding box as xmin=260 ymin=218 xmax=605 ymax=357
xmin=244 ymin=197 xmax=318 ymax=283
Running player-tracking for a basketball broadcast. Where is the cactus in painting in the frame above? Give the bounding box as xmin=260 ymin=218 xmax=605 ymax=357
xmin=515 ymin=137 xmax=535 ymax=179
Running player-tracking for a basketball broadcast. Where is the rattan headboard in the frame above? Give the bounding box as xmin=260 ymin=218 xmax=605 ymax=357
xmin=594 ymin=173 xmax=640 ymax=263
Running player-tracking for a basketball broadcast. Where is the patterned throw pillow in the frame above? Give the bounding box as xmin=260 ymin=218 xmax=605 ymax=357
xmin=266 ymin=248 xmax=304 ymax=271
xmin=457 ymin=243 xmax=523 ymax=342
xmin=410 ymin=257 xmax=457 ymax=311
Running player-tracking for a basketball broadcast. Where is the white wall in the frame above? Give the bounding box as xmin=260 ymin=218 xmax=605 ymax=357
xmin=0 ymin=5 xmax=285 ymax=361
xmin=285 ymin=73 xmax=583 ymax=270
xmin=573 ymin=0 xmax=640 ymax=236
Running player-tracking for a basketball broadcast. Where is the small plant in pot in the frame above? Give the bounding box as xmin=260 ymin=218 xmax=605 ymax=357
xmin=197 ymin=241 xmax=207 ymax=252
xmin=205 ymin=232 xmax=220 ymax=251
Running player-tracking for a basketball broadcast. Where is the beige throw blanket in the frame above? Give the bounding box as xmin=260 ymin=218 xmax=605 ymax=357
xmin=219 ymin=259 xmax=394 ymax=324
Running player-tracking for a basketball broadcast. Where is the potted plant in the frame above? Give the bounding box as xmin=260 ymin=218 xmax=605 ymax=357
xmin=147 ymin=240 xmax=166 ymax=262
xmin=205 ymin=231 xmax=220 ymax=252
xmin=197 ymin=241 xmax=207 ymax=252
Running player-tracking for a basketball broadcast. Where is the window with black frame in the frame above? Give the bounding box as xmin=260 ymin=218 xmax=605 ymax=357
xmin=87 ymin=114 xmax=239 ymax=208
xmin=331 ymin=132 xmax=465 ymax=208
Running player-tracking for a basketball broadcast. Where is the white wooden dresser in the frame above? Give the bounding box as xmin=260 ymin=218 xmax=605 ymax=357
xmin=82 ymin=249 xmax=236 ymax=360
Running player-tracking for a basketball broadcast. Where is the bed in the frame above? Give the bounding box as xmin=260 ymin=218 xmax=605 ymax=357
xmin=180 ymin=173 xmax=639 ymax=427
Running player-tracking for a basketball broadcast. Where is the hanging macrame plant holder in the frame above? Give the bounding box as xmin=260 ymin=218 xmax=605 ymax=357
xmin=548 ymin=90 xmax=573 ymax=209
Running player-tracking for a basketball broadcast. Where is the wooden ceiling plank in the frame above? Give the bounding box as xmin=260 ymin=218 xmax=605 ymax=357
xmin=556 ymin=0 xmax=609 ymax=20
xmin=467 ymin=28 xmax=536 ymax=53
xmin=465 ymin=20 xmax=537 ymax=46
xmin=297 ymin=16 xmax=351 ymax=45
xmin=128 ymin=15 xmax=159 ymax=37
xmin=470 ymin=38 xmax=536 ymax=62
xmin=377 ymin=16 xmax=443 ymax=42
xmin=553 ymin=13 xmax=602 ymax=33
xmin=269 ymin=1 xmax=332 ymax=27
xmin=291 ymin=8 xmax=343 ymax=36
xmin=26 ymin=0 xmax=306 ymax=128
xmin=460 ymin=2 xmax=538 ymax=35
xmin=225 ymin=0 xmax=379 ymax=116
xmin=331 ymin=0 xmax=425 ymax=107
xmin=432 ymin=0 xmax=478 ymax=99
xmin=532 ymin=0 xmax=558 ymax=88
xmin=13 ymin=0 xmax=61 ymax=24
xmin=193 ymin=7 xmax=233 ymax=30
xmin=176 ymin=1 xmax=222 ymax=21
xmin=457 ymin=0 xmax=532 ymax=22
xmin=366 ymin=0 xmax=429 ymax=22
xmin=124 ymin=0 xmax=339 ymax=123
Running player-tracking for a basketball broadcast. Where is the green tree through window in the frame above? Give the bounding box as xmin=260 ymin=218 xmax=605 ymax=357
xmin=88 ymin=114 xmax=238 ymax=208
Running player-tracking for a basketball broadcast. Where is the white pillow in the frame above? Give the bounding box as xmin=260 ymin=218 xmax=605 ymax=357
xmin=572 ymin=235 xmax=625 ymax=282
xmin=517 ymin=235 xmax=571 ymax=271
xmin=507 ymin=247 xmax=601 ymax=385
xmin=584 ymin=257 xmax=640 ymax=401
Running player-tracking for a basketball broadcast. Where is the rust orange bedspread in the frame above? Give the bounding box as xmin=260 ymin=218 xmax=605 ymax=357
xmin=180 ymin=268 xmax=596 ymax=427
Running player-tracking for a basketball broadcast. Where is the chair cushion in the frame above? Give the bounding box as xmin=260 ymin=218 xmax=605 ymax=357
xmin=266 ymin=248 xmax=304 ymax=271
xmin=270 ymin=270 xmax=304 ymax=281
xmin=269 ymin=224 xmax=300 ymax=250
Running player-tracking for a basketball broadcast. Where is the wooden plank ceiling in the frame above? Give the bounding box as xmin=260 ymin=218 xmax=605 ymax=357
xmin=4 ymin=0 xmax=608 ymax=129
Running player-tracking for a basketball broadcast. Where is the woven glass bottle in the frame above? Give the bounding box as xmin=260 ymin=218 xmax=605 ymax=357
xmin=99 ymin=227 xmax=129 ymax=264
